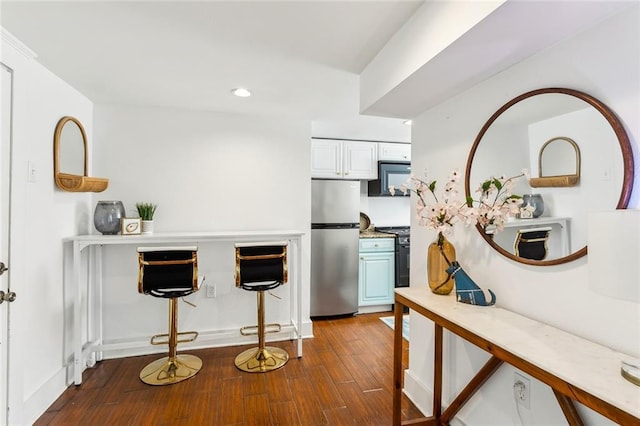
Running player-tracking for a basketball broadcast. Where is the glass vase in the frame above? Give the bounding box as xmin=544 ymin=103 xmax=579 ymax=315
xmin=427 ymin=232 xmax=456 ymax=295
xmin=94 ymin=201 xmax=126 ymax=235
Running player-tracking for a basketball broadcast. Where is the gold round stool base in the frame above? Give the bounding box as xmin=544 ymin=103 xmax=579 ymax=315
xmin=139 ymin=354 xmax=202 ymax=385
xmin=234 ymin=346 xmax=289 ymax=373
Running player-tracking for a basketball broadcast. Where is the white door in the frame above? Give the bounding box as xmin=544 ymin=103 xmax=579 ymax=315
xmin=1 ymin=63 xmax=15 ymax=425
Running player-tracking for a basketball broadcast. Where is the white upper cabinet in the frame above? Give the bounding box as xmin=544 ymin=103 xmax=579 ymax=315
xmin=343 ymin=141 xmax=378 ymax=179
xmin=378 ymin=142 xmax=411 ymax=162
xmin=311 ymin=139 xmax=378 ymax=179
xmin=311 ymin=139 xmax=343 ymax=178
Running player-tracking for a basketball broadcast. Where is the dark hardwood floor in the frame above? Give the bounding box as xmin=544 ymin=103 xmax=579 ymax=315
xmin=35 ymin=312 xmax=422 ymax=425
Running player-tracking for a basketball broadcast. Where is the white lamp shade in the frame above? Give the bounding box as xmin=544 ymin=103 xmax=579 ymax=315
xmin=588 ymin=210 xmax=640 ymax=302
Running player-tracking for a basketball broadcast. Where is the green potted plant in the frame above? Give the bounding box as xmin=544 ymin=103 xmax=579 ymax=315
xmin=136 ymin=202 xmax=157 ymax=234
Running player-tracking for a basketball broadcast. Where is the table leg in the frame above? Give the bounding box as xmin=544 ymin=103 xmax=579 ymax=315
xmin=295 ymin=237 xmax=302 ymax=357
xmin=434 ymin=324 xmax=443 ymax=420
xmin=393 ymin=300 xmax=404 ymax=425
xmin=95 ymin=245 xmax=103 ymax=362
xmin=553 ymin=389 xmax=584 ymax=426
xmin=73 ymin=241 xmax=83 ymax=385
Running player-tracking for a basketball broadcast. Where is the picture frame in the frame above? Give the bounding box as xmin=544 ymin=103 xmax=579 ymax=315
xmin=121 ymin=217 xmax=141 ymax=235
xmin=519 ymin=208 xmax=533 ymax=219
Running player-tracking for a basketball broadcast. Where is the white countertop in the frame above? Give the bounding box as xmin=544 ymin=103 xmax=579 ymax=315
xmin=65 ymin=230 xmax=305 ymax=248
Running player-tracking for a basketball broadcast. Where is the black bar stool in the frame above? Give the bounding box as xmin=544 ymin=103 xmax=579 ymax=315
xmin=514 ymin=227 xmax=552 ymax=260
xmin=137 ymin=246 xmax=202 ymax=385
xmin=234 ymin=242 xmax=289 ymax=373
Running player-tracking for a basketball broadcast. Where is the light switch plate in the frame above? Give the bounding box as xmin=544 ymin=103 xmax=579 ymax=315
xmin=27 ymin=161 xmax=37 ymax=183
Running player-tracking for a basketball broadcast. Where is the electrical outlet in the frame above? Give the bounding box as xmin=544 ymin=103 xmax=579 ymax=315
xmin=206 ymin=284 xmax=216 ymax=298
xmin=514 ymin=372 xmax=530 ymax=409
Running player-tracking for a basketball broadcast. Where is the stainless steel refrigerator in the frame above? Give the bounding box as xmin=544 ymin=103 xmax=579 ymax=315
xmin=310 ymin=180 xmax=360 ymax=317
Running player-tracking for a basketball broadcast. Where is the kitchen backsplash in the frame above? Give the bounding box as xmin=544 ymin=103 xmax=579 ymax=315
xmin=359 ymin=181 xmax=410 ymax=228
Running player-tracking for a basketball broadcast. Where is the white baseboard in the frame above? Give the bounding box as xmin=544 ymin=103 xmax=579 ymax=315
xmin=357 ymin=305 xmax=392 ymax=314
xmin=403 ymin=368 xmax=468 ymax=425
xmin=79 ymin=319 xmax=314 ymax=361
xmin=22 ymin=367 xmax=67 ymax=426
xmin=403 ymin=368 xmax=433 ymax=416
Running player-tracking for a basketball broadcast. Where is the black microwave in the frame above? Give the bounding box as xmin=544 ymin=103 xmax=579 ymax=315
xmin=368 ymin=161 xmax=411 ymax=196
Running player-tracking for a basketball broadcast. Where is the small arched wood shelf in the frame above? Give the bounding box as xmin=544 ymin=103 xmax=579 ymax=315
xmin=529 ymin=136 xmax=581 ymax=188
xmin=53 ymin=116 xmax=108 ymax=192
xmin=529 ymin=175 xmax=579 ymax=187
xmin=55 ymin=172 xmax=108 ymax=192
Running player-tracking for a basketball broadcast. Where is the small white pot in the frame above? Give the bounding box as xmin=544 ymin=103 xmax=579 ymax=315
xmin=141 ymin=220 xmax=154 ymax=234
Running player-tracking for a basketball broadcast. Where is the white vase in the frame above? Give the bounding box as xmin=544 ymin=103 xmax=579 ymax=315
xmin=141 ymin=220 xmax=154 ymax=234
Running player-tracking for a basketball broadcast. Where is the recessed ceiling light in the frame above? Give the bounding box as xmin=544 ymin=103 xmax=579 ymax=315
xmin=231 ymin=88 xmax=252 ymax=98
xmin=403 ymin=120 xmax=412 ymax=126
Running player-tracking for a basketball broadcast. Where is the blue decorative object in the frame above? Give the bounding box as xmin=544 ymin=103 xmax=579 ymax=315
xmin=446 ymin=261 xmax=496 ymax=306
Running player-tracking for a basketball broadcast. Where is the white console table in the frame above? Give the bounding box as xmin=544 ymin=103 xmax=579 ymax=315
xmin=65 ymin=230 xmax=304 ymax=385
xmin=393 ymin=287 xmax=640 ymax=425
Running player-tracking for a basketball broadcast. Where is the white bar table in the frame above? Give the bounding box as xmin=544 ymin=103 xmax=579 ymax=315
xmin=65 ymin=230 xmax=305 ymax=385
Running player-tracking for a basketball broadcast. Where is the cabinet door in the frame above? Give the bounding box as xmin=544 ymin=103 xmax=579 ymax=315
xmin=358 ymin=252 xmax=395 ymax=306
xmin=378 ymin=142 xmax=411 ymax=162
xmin=311 ymin=139 xmax=342 ymax=178
xmin=343 ymin=141 xmax=378 ymax=179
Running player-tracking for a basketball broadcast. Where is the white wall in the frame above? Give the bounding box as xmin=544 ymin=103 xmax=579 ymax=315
xmin=359 ymin=181 xmax=410 ymax=227
xmin=92 ymin=104 xmax=312 ymax=352
xmin=406 ymin=7 xmax=639 ymax=425
xmin=1 ymin=31 xmax=94 ymax=424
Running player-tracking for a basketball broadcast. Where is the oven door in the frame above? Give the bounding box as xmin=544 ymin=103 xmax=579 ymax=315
xmin=396 ymin=242 xmax=410 ymax=287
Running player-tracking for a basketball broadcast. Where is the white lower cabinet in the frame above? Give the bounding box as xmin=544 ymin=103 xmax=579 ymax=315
xmin=358 ymin=238 xmax=395 ymax=308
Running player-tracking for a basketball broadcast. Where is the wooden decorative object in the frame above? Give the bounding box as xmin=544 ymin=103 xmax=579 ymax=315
xmin=53 ymin=116 xmax=108 ymax=192
xmin=464 ymin=87 xmax=634 ymax=266
xmin=530 ymin=136 xmax=581 ymax=188
xmin=529 ymin=175 xmax=579 ymax=188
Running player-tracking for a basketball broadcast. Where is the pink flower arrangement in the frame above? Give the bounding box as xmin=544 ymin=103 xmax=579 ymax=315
xmin=468 ymin=172 xmax=529 ymax=233
xmin=390 ymin=170 xmax=528 ymax=235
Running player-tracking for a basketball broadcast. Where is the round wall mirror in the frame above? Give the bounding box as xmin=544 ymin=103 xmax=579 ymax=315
xmin=465 ymin=88 xmax=634 ymax=266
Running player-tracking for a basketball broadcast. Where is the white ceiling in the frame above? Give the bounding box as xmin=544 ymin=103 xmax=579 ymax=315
xmin=360 ymin=0 xmax=638 ymax=118
xmin=0 ymin=0 xmax=422 ymax=120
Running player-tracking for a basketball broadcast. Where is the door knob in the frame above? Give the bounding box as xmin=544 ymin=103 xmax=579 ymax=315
xmin=0 ymin=262 xmax=7 ymax=276
xmin=0 ymin=290 xmax=16 ymax=304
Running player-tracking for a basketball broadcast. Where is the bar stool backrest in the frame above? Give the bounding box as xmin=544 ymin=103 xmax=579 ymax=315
xmin=514 ymin=228 xmax=551 ymax=261
xmin=235 ymin=242 xmax=288 ymax=291
xmin=138 ymin=246 xmax=198 ymax=298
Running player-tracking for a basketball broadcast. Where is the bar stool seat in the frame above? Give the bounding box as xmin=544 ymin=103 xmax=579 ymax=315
xmin=137 ymin=246 xmax=202 ymax=385
xmin=234 ymin=242 xmax=289 ymax=373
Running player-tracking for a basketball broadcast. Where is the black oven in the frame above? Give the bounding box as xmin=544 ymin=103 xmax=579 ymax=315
xmin=376 ymin=226 xmax=410 ymax=287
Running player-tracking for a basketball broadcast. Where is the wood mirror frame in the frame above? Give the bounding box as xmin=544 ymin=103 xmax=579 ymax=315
xmin=464 ymin=88 xmax=634 ymax=266
xmin=53 ymin=116 xmax=108 ymax=192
